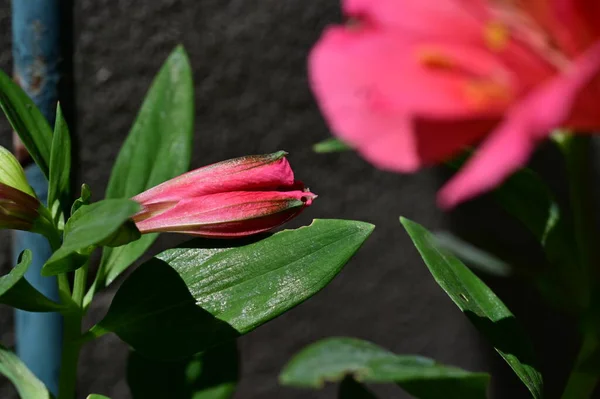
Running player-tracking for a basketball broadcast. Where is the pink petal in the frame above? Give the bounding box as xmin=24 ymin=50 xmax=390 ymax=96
xmin=439 ymin=40 xmax=600 ymax=208
xmin=135 ymin=190 xmax=314 ymax=237
xmin=309 ymin=25 xmax=513 ymax=171
xmin=133 ymin=152 xmax=296 ymax=205
xmin=359 ymin=117 xmax=497 ymax=172
xmin=551 ymin=0 xmax=600 ymax=55
xmin=344 ymin=0 xmax=488 ymax=40
xmin=411 ymin=117 xmax=498 ymax=165
xmin=175 ymin=208 xmax=305 ymax=238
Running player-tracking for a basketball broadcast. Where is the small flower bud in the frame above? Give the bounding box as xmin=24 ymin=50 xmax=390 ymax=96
xmin=0 ymin=146 xmax=35 ymax=197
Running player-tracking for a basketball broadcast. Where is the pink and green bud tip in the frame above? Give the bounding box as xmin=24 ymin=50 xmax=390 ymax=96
xmin=132 ymin=151 xmax=316 ymax=238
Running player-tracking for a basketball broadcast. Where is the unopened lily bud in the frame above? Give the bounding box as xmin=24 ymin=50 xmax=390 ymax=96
xmin=0 ymin=146 xmax=42 ymax=231
xmin=0 ymin=146 xmax=35 ymax=197
xmin=0 ymin=182 xmax=41 ymax=232
xmin=133 ymin=152 xmax=316 ymax=238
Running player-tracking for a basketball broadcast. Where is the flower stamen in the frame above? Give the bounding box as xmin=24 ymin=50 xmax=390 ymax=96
xmin=484 ymin=21 xmax=510 ymax=51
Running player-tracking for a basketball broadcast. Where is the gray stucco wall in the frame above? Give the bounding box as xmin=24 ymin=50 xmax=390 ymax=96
xmin=0 ymin=1 xmax=583 ymax=398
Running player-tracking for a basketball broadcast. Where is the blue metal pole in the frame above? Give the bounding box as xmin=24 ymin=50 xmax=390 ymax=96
xmin=11 ymin=1 xmax=63 ymax=395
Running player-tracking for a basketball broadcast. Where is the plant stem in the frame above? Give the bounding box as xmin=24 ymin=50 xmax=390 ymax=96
xmin=36 ymin=205 xmax=84 ymax=398
xmin=57 ymin=309 xmax=82 ymax=399
xmin=56 ymin=258 xmax=91 ymax=398
xmin=38 ymin=209 xmax=73 ymax=301
xmin=561 ymin=333 xmax=599 ymax=399
xmin=83 ymin=255 xmax=109 ymax=311
xmin=72 ymin=261 xmax=89 ymax=308
xmin=55 ymin=273 xmax=72 ymax=309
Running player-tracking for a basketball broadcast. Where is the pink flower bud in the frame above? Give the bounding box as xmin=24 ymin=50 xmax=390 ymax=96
xmin=133 ymin=152 xmax=316 ymax=238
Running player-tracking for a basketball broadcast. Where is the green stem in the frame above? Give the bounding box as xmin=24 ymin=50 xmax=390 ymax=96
xmin=35 ymin=204 xmax=83 ymax=398
xmin=83 ymin=256 xmax=108 ymax=311
xmin=559 ymin=135 xmax=596 ymax=281
xmin=82 ymin=277 xmax=98 ymax=311
xmin=41 ymin=221 xmax=61 ymax=253
xmin=562 ymin=333 xmax=599 ymax=399
xmin=557 ymin=134 xmax=600 ymax=398
xmin=57 ymin=310 xmax=82 ymax=399
xmin=72 ymin=260 xmax=89 ymax=308
xmin=37 ymin=209 xmax=73 ymax=301
xmin=78 ymin=325 xmax=109 ymax=344
xmin=57 ymin=260 xmax=90 ymax=399
xmin=57 ymin=273 xmax=72 ymax=303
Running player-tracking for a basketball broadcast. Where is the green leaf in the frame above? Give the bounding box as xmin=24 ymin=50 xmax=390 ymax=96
xmin=495 ymin=169 xmax=559 ymax=242
xmin=100 ymin=45 xmax=194 ymax=287
xmin=447 ymin=162 xmax=587 ymax=314
xmin=87 ymin=395 xmax=110 ymax=399
xmin=401 ymin=217 xmax=543 ymax=398
xmin=448 ymin=153 xmax=556 ymax=241
xmin=0 ymin=250 xmax=64 ymax=312
xmin=128 ymin=341 xmax=238 ymax=399
xmin=493 ymin=167 xmax=578 ymax=268
xmin=42 ymin=199 xmax=141 ymax=276
xmin=434 ymin=232 xmax=512 ymax=277
xmin=313 ymin=138 xmax=352 ymax=153
xmin=338 ymin=377 xmax=378 ymax=399
xmin=493 ymin=166 xmax=586 ymax=310
xmin=0 ymin=69 xmax=53 ymax=178
xmin=100 ymin=234 xmax=157 ymax=285
xmin=280 ymin=337 xmax=489 ymax=399
xmin=48 ymin=103 xmax=72 ymax=212
xmin=448 ymin=152 xmax=569 ymax=252
xmin=91 ymin=219 xmax=374 ymax=360
xmin=98 ymin=220 xmax=141 ymax=248
xmin=89 ymin=257 xmax=238 ymax=360
xmin=0 ymin=344 xmax=51 ymax=399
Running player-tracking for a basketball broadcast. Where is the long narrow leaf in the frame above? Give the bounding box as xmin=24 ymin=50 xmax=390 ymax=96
xmin=99 ymin=45 xmax=194 ymax=287
xmin=0 ymin=344 xmax=51 ymax=399
xmin=0 ymin=69 xmax=52 ymax=177
xmin=48 ymin=103 xmax=72 ymax=211
xmin=401 ymin=217 xmax=543 ymax=398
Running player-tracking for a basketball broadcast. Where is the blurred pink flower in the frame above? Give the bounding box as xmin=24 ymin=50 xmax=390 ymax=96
xmin=310 ymin=0 xmax=600 ymax=207
xmin=133 ymin=152 xmax=316 ymax=238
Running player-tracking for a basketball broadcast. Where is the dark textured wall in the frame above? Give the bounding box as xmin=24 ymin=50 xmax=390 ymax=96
xmin=0 ymin=1 xmax=583 ymax=398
